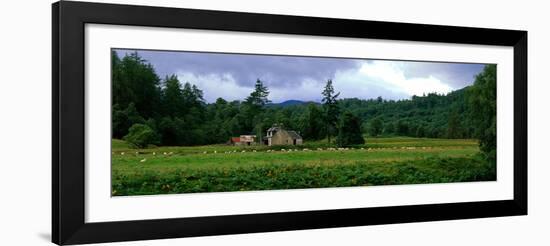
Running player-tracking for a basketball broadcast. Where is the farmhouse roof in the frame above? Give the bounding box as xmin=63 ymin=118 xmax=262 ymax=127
xmin=267 ymin=126 xmax=280 ymax=132
xmin=286 ymin=130 xmax=302 ymax=139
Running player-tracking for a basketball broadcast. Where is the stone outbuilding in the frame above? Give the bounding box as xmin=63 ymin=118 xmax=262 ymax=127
xmin=228 ymin=135 xmax=257 ymax=146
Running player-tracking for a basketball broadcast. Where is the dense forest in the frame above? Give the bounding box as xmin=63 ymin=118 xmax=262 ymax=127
xmin=112 ymin=51 xmax=496 ymax=159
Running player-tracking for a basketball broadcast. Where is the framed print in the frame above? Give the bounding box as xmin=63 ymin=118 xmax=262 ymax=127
xmin=52 ymin=1 xmax=527 ymax=245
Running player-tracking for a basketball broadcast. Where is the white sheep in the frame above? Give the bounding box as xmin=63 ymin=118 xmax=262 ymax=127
xmin=140 ymin=158 xmax=146 ymax=163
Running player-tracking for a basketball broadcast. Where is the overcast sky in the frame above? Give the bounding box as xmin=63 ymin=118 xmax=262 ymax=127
xmin=114 ymin=49 xmax=486 ymax=103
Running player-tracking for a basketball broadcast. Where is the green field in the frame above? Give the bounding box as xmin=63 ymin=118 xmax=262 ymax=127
xmin=111 ymin=137 xmax=496 ymax=196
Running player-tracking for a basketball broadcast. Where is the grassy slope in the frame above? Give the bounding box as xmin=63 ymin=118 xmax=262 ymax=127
xmin=111 ymin=137 xmax=495 ymax=196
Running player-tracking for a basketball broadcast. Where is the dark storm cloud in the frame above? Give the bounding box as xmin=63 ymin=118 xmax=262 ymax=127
xmin=113 ymin=49 xmax=488 ymax=102
xmin=114 ymin=49 xmax=361 ymax=88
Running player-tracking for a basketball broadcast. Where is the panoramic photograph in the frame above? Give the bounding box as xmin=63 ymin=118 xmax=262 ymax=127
xmin=110 ymin=49 xmax=497 ymax=196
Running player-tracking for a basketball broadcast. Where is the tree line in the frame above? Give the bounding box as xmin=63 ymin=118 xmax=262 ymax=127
xmin=112 ymin=51 xmax=496 ymax=160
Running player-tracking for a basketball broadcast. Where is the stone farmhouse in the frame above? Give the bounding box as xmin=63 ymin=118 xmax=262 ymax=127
xmin=264 ymin=124 xmax=303 ymax=146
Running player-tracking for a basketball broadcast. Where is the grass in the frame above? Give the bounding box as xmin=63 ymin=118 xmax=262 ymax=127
xmin=111 ymin=137 xmax=495 ymax=196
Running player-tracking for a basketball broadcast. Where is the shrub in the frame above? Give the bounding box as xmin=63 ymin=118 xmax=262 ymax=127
xmin=123 ymin=123 xmax=159 ymax=148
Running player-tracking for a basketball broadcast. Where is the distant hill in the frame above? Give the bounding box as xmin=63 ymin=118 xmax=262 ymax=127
xmin=267 ymin=100 xmax=319 ymax=107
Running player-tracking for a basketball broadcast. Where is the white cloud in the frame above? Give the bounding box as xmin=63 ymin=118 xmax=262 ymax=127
xmin=175 ymin=72 xmax=250 ymax=102
xmin=333 ymin=61 xmax=453 ymax=99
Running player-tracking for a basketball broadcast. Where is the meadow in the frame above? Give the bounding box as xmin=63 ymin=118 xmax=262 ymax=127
xmin=111 ymin=137 xmax=496 ymax=196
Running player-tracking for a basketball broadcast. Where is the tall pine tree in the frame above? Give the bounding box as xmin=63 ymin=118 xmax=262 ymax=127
xmin=245 ymin=79 xmax=270 ymax=109
xmin=321 ymin=79 xmax=340 ymax=143
xmin=244 ymin=79 xmax=270 ymax=137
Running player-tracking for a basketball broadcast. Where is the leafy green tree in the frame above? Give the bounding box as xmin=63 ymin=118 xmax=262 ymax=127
xmin=178 ymin=82 xmax=207 ymax=143
xmin=369 ymin=117 xmax=383 ymax=137
xmin=192 ymin=85 xmax=205 ymax=105
xmin=180 ymin=83 xmax=206 ymax=111
xmin=161 ymin=75 xmax=184 ymax=117
xmin=144 ymin=118 xmax=158 ymax=134
xmin=416 ymin=125 xmax=426 ymax=138
xmin=396 ymin=120 xmax=409 ymax=136
xmin=112 ymin=51 xmax=161 ymax=119
xmin=336 ymin=111 xmax=365 ymax=147
xmin=181 ymin=82 xmax=206 ymax=113
xmin=322 ymin=79 xmax=340 ymax=143
xmin=111 ymin=51 xmax=123 ymax=101
xmin=301 ymin=103 xmax=325 ymax=140
xmin=274 ymin=109 xmax=291 ymax=129
xmin=112 ymin=103 xmax=144 ymax=139
xmin=202 ymin=98 xmax=235 ymax=143
xmin=157 ymin=117 xmax=178 ymax=146
xmin=123 ymin=123 xmax=159 ymax=148
xmin=384 ymin=122 xmax=395 ymax=135
xmin=446 ymin=110 xmax=462 ymax=138
xmin=467 ymin=64 xmax=497 ymax=160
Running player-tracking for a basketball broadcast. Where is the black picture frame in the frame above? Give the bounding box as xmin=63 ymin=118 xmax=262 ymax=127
xmin=52 ymin=1 xmax=527 ymax=245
